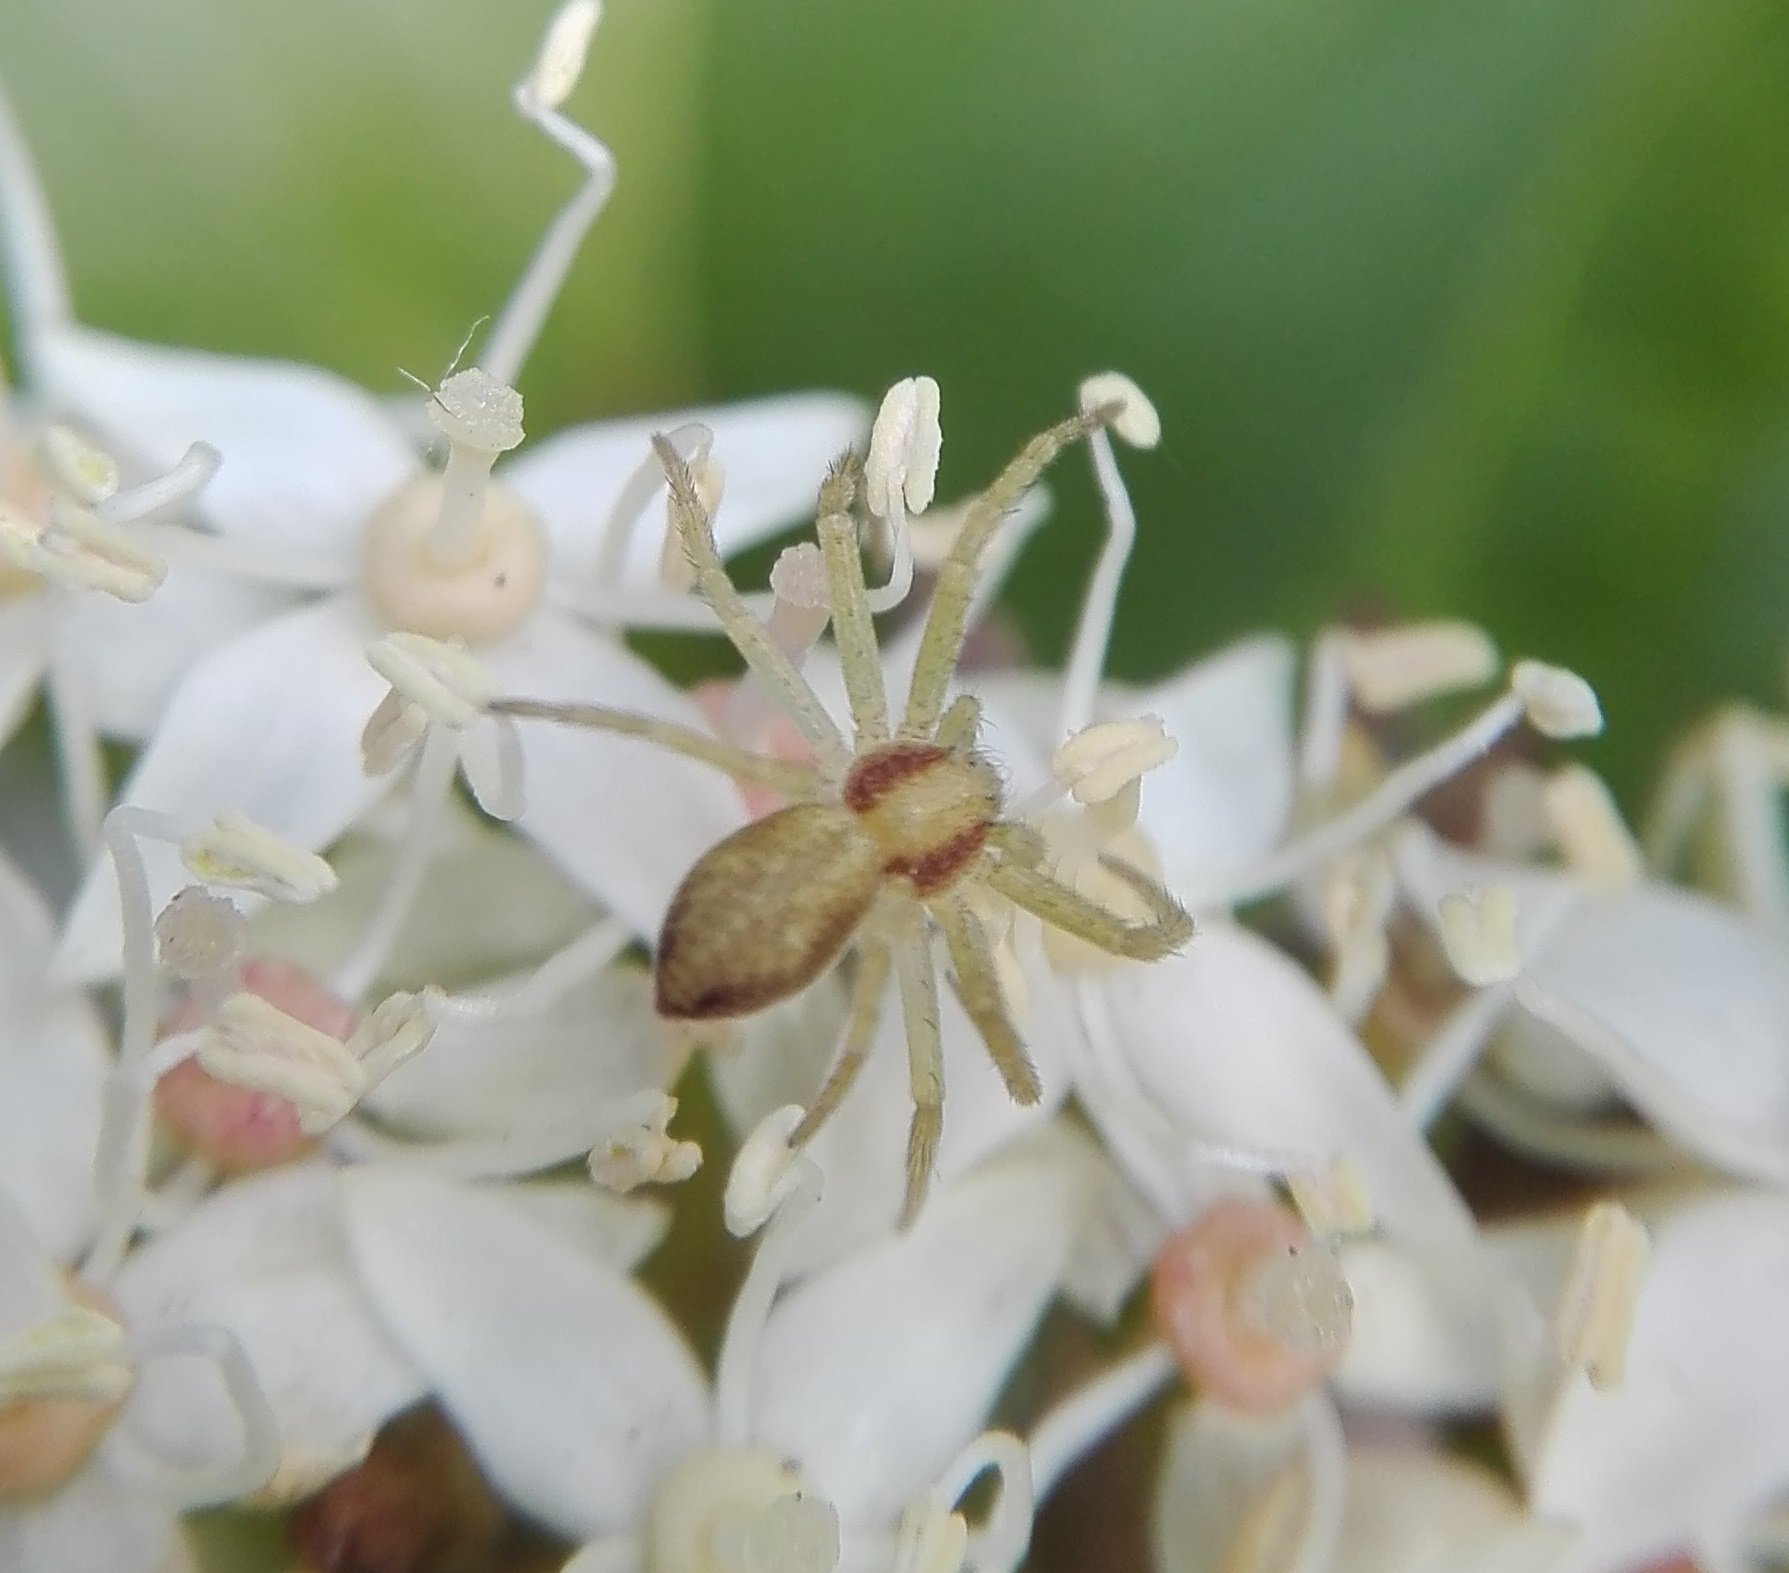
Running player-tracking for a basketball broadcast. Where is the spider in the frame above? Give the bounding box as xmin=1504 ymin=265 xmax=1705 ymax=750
xmin=492 ymin=391 xmax=1193 ymax=1220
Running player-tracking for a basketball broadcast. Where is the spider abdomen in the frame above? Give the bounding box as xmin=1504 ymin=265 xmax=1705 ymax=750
xmin=844 ymin=741 xmax=1001 ymax=895
xmin=655 ymin=803 xmax=881 ymax=1020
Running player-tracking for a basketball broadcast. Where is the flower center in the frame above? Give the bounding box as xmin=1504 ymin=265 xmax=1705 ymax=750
xmin=649 ymin=1448 xmax=841 ymax=1573
xmin=0 ymin=1283 xmax=131 ymax=1500
xmin=154 ymin=957 xmax=359 ymax=1173
xmin=1149 ymin=1196 xmax=1353 ymax=1413
xmin=362 ymin=472 xmax=547 ymax=645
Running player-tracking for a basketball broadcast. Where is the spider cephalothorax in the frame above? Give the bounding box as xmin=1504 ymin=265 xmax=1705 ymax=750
xmin=494 ymin=380 xmax=1191 ymax=1219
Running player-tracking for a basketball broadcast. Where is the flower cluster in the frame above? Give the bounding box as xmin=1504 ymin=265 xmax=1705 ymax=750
xmin=1 ymin=8 xmax=1785 ymax=1573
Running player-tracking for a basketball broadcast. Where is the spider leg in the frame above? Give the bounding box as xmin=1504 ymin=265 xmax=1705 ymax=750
xmin=789 ymin=935 xmax=893 ymax=1148
xmin=815 ymin=451 xmax=890 ymax=748
xmin=933 ymin=891 xmax=1040 ymax=1105
xmin=891 ymin=898 xmax=946 ymax=1226
xmin=900 ymin=404 xmax=1121 ymax=740
xmin=982 ymin=830 xmax=1193 ymax=961
xmin=489 ymin=697 xmax=823 ymax=797
xmin=935 ymin=693 xmax=982 ymax=754
xmin=651 ymin=435 xmax=850 ymax=775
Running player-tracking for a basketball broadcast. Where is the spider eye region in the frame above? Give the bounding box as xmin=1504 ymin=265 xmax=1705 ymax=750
xmin=843 ymin=742 xmax=1002 ymax=896
xmin=656 ymin=804 xmax=882 ymax=1020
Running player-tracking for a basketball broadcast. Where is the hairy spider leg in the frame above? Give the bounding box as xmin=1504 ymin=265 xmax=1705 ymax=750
xmin=788 ymin=933 xmax=894 ymax=1149
xmin=652 ymin=435 xmax=850 ymax=776
xmin=900 ymin=404 xmax=1123 ymax=741
xmin=814 ymin=451 xmax=891 ymax=749
xmin=932 ymin=891 xmax=1041 ymax=1105
xmin=983 ymin=825 xmax=1193 ymax=961
xmin=892 ymin=899 xmax=947 ymax=1225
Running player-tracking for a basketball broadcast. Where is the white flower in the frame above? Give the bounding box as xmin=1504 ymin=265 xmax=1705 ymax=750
xmin=1395 ymin=825 xmax=1789 ymax=1185
xmin=49 ymin=5 xmax=866 ymax=981
xmin=336 ymin=1134 xmax=1094 ymax=1572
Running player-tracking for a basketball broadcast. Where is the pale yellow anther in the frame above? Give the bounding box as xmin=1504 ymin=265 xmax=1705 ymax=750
xmin=199 ymin=992 xmax=367 ymax=1134
xmin=1542 ymin=765 xmax=1643 ymax=887
xmin=360 ymin=689 xmax=430 ymax=777
xmin=367 ymin=631 xmax=499 ymax=731
xmin=1340 ymin=621 xmax=1499 ymax=713
xmin=0 ymin=497 xmax=167 ymax=602
xmin=37 ymin=425 xmax=118 ymax=505
xmin=1078 ymin=371 xmax=1161 ymax=449
xmin=523 ymin=0 xmax=601 ymax=109
xmin=1437 ymin=884 xmax=1522 ymax=987
xmin=0 ymin=1305 xmax=133 ymax=1406
xmin=724 ymin=1104 xmax=806 ymax=1238
xmin=153 ymin=885 xmax=247 ymax=980
xmin=1287 ymin=1157 xmax=1375 ymax=1239
xmin=346 ymin=989 xmax=439 ymax=1085
xmin=429 ymin=369 xmax=526 ymax=456
xmin=181 ymin=812 xmax=339 ymax=903
xmin=1512 ymin=660 xmax=1604 ymax=740
xmin=588 ymin=1092 xmax=703 ymax=1193
xmin=866 ymin=375 xmax=943 ymax=518
xmin=1553 ymin=1201 xmax=1649 ymax=1391
xmin=894 ymin=1501 xmax=970 ymax=1573
xmin=1052 ymin=716 xmax=1177 ymax=805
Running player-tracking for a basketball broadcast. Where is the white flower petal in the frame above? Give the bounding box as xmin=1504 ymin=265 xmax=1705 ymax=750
xmin=0 ymin=1455 xmax=182 ymax=1573
xmin=483 ymin=608 xmax=747 ymax=939
xmin=0 ymin=850 xmax=107 ymax=1259
xmin=55 ymin=595 xmax=388 ymax=982
xmin=1082 ymin=925 xmax=1500 ymax=1409
xmin=364 ymin=963 xmax=681 ymax=1163
xmin=0 ymin=592 xmax=48 ymax=748
xmin=752 ymin=1144 xmax=1092 ymax=1523
xmin=1520 ymin=1189 xmax=1789 ymax=1572
xmin=110 ymin=1163 xmax=425 ymax=1486
xmin=1334 ymin=1446 xmax=1571 ymax=1573
xmin=1131 ymin=634 xmax=1298 ymax=898
xmin=783 ymin=958 xmax=1077 ymax=1276
xmin=63 ymin=567 xmax=294 ymax=740
xmin=495 ymin=1179 xmax=671 ymax=1274
xmin=0 ymin=1190 xmax=65 ymax=1336
xmin=339 ymin=1165 xmax=709 ymax=1540
xmin=504 ymin=391 xmax=867 ymax=588
xmin=36 ymin=325 xmax=414 ymax=563
xmin=1153 ymin=1400 xmax=1309 ymax=1573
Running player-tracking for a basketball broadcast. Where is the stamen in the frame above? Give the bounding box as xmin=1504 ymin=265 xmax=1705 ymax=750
xmin=1022 ymin=1343 xmax=1178 ymax=1507
xmin=154 ymin=885 xmax=247 ymax=981
xmin=1052 ymin=716 xmax=1177 ymax=806
xmin=593 ymin=422 xmax=713 ymax=591
xmin=1512 ymin=660 xmax=1603 ymax=739
xmin=1553 ymin=1200 xmax=1649 ymax=1391
xmin=1077 ymin=371 xmax=1161 ymax=450
xmin=659 ymin=456 xmax=726 ymax=592
xmin=1320 ymin=850 xmax=1395 ymax=1023
xmin=367 ymin=631 xmax=499 ymax=732
xmin=1285 ymin=1158 xmax=1375 ymax=1240
xmin=0 ymin=1304 xmax=133 ymax=1406
xmin=866 ymin=375 xmax=944 ymax=519
xmin=181 ymin=811 xmax=339 ymax=902
xmin=0 ymin=495 xmax=166 ymax=600
xmin=100 ymin=442 xmax=220 ymax=525
xmin=587 ymin=1091 xmax=703 ymax=1192
xmin=360 ymin=688 xmax=430 ymax=777
xmin=723 ymin=1103 xmax=809 ymax=1238
xmin=1149 ymin=1197 xmax=1353 ymax=1413
xmin=1542 ymin=764 xmax=1643 ymax=886
xmin=480 ymin=0 xmax=615 ymax=388
xmin=931 ymin=1431 xmax=1033 ymax=1573
xmin=1338 ymin=620 xmax=1498 ymax=714
xmin=1436 ymin=884 xmax=1522 ymax=987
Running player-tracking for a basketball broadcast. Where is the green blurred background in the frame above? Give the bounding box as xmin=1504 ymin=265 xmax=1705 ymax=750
xmin=5 ymin=0 xmax=1789 ymax=799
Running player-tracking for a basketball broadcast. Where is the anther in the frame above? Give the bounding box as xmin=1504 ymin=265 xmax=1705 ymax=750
xmin=0 ymin=1298 xmax=132 ymax=1500
xmin=37 ymin=425 xmax=118 ymax=505
xmin=1436 ymin=884 xmax=1522 ymax=987
xmin=866 ymin=375 xmax=943 ymax=519
xmin=1542 ymin=765 xmax=1643 ymax=886
xmin=1339 ymin=621 xmax=1499 ymax=713
xmin=1286 ymin=1157 xmax=1375 ymax=1239
xmin=153 ymin=885 xmax=247 ymax=981
xmin=1512 ymin=660 xmax=1604 ymax=740
xmin=180 ymin=812 xmax=338 ymax=903
xmin=1077 ymin=371 xmax=1161 ymax=449
xmin=1553 ymin=1200 xmax=1649 ymax=1391
xmin=1150 ymin=1197 xmax=1353 ymax=1413
xmin=1052 ymin=716 xmax=1177 ymax=807
xmin=522 ymin=0 xmax=601 ymax=108
xmin=587 ymin=1092 xmax=703 ymax=1192
xmin=724 ymin=1104 xmax=807 ymax=1238
xmin=0 ymin=496 xmax=167 ymax=601
xmin=367 ymin=631 xmax=498 ymax=732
